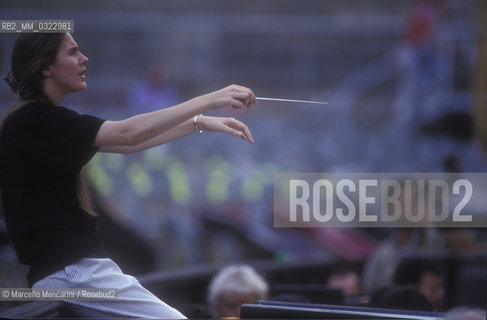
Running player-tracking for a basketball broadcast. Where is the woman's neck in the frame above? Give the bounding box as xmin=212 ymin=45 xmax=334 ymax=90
xmin=42 ymin=82 xmax=66 ymax=106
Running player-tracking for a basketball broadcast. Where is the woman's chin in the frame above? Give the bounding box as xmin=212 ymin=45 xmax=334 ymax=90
xmin=77 ymin=82 xmax=88 ymax=91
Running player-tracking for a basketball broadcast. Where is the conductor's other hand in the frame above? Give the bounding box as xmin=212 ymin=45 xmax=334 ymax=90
xmin=197 ymin=116 xmax=254 ymax=144
xmin=201 ymin=84 xmax=256 ymax=110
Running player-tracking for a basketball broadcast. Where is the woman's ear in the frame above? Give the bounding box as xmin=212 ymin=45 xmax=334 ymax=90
xmin=41 ymin=67 xmax=51 ymax=77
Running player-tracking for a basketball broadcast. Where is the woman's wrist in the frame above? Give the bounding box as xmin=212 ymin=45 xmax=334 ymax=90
xmin=196 ymin=115 xmax=214 ymax=132
xmin=192 ymin=94 xmax=212 ymax=113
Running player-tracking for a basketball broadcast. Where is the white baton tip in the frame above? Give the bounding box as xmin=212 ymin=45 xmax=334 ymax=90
xmin=256 ymin=96 xmax=328 ymax=105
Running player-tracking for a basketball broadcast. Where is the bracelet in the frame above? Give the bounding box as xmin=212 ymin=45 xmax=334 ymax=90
xmin=193 ymin=114 xmax=203 ymax=133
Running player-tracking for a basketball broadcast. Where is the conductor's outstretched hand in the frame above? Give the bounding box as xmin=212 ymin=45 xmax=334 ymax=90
xmin=200 ymin=84 xmax=256 ymax=110
xmin=197 ymin=115 xmax=254 ymax=144
xmin=193 ymin=84 xmax=256 ymax=144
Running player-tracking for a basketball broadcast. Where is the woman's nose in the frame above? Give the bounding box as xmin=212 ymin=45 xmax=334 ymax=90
xmin=80 ymin=53 xmax=89 ymax=65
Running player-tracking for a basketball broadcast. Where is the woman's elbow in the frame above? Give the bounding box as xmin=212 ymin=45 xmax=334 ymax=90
xmin=97 ymin=120 xmax=153 ymax=147
xmin=119 ymin=125 xmax=143 ymax=147
xmin=123 ymin=134 xmax=140 ymax=147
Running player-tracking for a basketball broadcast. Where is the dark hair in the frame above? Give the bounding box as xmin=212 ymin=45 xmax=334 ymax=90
xmin=4 ymin=33 xmax=66 ymax=102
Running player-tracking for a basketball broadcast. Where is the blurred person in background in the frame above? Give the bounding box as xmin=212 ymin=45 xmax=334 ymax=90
xmin=126 ymin=61 xmax=180 ymax=114
xmin=325 ymin=268 xmax=362 ymax=298
xmin=362 ymin=179 xmax=445 ymax=294
xmin=362 ymin=228 xmax=444 ymax=295
xmin=394 ymin=0 xmax=442 ymax=127
xmin=0 ymin=32 xmax=255 ymax=318
xmin=393 ymin=258 xmax=444 ymax=311
xmin=208 ymin=265 xmax=268 ymax=319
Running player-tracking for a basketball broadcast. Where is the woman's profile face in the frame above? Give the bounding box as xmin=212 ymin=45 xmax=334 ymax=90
xmin=45 ymin=33 xmax=89 ymax=95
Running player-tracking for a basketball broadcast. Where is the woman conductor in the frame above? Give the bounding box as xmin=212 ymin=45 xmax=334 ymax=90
xmin=0 ymin=32 xmax=256 ymax=318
